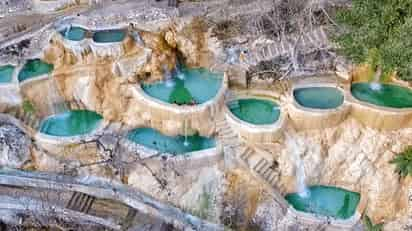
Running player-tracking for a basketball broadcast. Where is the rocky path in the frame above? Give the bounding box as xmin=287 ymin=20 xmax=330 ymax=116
xmin=0 ymin=168 xmax=223 ymax=231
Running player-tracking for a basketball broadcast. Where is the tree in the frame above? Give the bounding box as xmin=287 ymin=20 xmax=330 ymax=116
xmin=335 ymin=0 xmax=412 ymax=81
xmin=389 ymin=146 xmax=412 ymax=177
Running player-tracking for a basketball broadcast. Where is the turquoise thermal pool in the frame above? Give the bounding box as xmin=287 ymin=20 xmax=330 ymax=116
xmin=39 ymin=110 xmax=103 ymax=137
xmin=18 ymin=59 xmax=54 ymax=82
xmin=92 ymin=29 xmax=126 ymax=43
xmin=351 ymin=82 xmax=412 ymax=108
xmin=142 ymin=67 xmax=223 ymax=105
xmin=127 ymin=127 xmax=216 ymax=155
xmin=285 ymin=185 xmax=360 ymax=219
xmin=0 ymin=65 xmax=15 ymax=83
xmin=293 ymin=87 xmax=344 ymax=109
xmin=227 ymin=98 xmax=280 ymax=125
xmin=59 ymin=26 xmax=87 ymax=41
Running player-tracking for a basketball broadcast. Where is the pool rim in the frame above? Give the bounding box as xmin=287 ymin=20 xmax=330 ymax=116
xmin=0 ymin=63 xmax=18 ymax=86
xmin=35 ymin=111 xmax=106 ymax=144
xmin=284 ymin=184 xmax=364 ymax=224
xmin=133 ymin=72 xmax=228 ymax=114
xmin=291 ymin=83 xmax=346 ymax=112
xmin=17 ymin=56 xmax=54 ymax=86
xmin=56 ymin=23 xmax=128 ymax=45
xmin=57 ymin=24 xmax=88 ymax=42
xmin=123 ymin=128 xmax=220 ymax=158
xmin=225 ymin=95 xmax=284 ymax=130
xmin=349 ymin=81 xmax=412 ymax=113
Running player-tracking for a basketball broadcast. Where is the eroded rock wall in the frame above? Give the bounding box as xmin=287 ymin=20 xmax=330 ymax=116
xmin=272 ymin=118 xmax=412 ymax=223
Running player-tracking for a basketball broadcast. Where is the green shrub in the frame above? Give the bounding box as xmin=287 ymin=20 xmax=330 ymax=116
xmin=22 ymin=100 xmax=35 ymax=114
xmin=390 ymin=146 xmax=412 ymax=177
xmin=335 ymin=1 xmax=412 ymax=81
xmin=363 ymin=215 xmax=383 ymax=231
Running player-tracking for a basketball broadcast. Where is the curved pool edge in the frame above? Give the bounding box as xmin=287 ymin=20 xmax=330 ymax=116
xmin=288 ymin=83 xmax=350 ymax=130
xmin=34 ymin=118 xmax=107 ymax=152
xmin=130 ymin=73 xmax=228 ymax=135
xmin=224 ymin=94 xmax=286 ymax=143
xmin=121 ymin=137 xmax=223 ymax=169
xmin=283 ymin=184 xmax=366 ymax=230
xmin=347 ymin=84 xmax=412 ymax=130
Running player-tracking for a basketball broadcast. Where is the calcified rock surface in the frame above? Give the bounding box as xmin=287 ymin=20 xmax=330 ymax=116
xmin=0 ymin=122 xmax=31 ymax=168
xmin=271 ymin=118 xmax=412 ymax=223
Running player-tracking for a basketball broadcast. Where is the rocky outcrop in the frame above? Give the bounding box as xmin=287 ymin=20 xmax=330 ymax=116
xmin=271 ymin=118 xmax=412 ymax=223
xmin=0 ymin=122 xmax=31 ymax=168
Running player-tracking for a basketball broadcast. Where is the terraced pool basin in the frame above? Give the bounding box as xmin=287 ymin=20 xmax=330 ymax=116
xmin=293 ymin=87 xmax=344 ymax=109
xmin=228 ymin=98 xmax=280 ymax=125
xmin=92 ymin=29 xmax=126 ymax=43
xmin=127 ymin=127 xmax=215 ymax=155
xmin=0 ymin=65 xmax=14 ymax=83
xmin=59 ymin=26 xmax=87 ymax=41
xmin=351 ymin=82 xmax=412 ymax=108
xmin=18 ymin=59 xmax=53 ymax=82
xmin=39 ymin=110 xmax=103 ymax=137
xmin=285 ymin=185 xmax=360 ymax=219
xmin=142 ymin=67 xmax=223 ymax=105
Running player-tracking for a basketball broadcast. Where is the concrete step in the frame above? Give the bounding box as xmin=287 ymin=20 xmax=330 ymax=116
xmin=66 ymin=192 xmax=95 ymax=214
xmin=266 ymin=171 xmax=277 ymax=185
xmin=239 ymin=147 xmax=254 ymax=162
xmin=253 ymin=158 xmax=270 ymax=175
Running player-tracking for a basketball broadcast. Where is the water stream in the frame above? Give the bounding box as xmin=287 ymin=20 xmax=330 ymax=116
xmin=47 ymin=75 xmax=68 ymax=115
xmin=285 ymin=133 xmax=309 ymax=198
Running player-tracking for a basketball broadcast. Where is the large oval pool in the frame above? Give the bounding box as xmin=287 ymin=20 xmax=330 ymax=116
xmin=18 ymin=59 xmax=54 ymax=82
xmin=228 ymin=98 xmax=280 ymax=125
xmin=39 ymin=110 xmax=103 ymax=137
xmin=351 ymin=83 xmax=412 ymax=108
xmin=127 ymin=127 xmax=215 ymax=155
xmin=92 ymin=29 xmax=126 ymax=43
xmin=59 ymin=26 xmax=87 ymax=41
xmin=293 ymin=87 xmax=344 ymax=109
xmin=285 ymin=185 xmax=360 ymax=219
xmin=142 ymin=67 xmax=223 ymax=105
xmin=0 ymin=65 xmax=14 ymax=83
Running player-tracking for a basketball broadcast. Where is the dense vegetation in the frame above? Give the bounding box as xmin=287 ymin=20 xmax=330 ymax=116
xmin=335 ymin=0 xmax=412 ymax=81
xmin=390 ymin=146 xmax=412 ymax=177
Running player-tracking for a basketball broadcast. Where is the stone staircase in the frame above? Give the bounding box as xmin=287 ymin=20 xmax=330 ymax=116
xmin=215 ymin=115 xmax=279 ymax=188
xmin=8 ymin=107 xmax=40 ymax=130
xmin=242 ymin=26 xmax=332 ymax=67
xmin=66 ymin=191 xmax=95 ymax=214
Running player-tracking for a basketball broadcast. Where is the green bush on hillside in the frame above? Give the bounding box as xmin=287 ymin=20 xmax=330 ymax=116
xmin=335 ymin=0 xmax=412 ymax=80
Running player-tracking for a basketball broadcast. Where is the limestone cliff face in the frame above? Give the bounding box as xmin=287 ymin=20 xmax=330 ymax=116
xmin=165 ymin=17 xmax=214 ymax=68
xmin=273 ymin=118 xmax=412 ymax=223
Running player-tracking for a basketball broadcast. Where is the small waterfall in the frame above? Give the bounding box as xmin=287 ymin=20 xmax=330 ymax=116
xmin=47 ymin=75 xmax=68 ymax=115
xmin=285 ymin=133 xmax=310 ymax=198
xmin=370 ymin=67 xmax=382 ymax=91
xmin=183 ymin=119 xmax=189 ymax=147
xmin=64 ymin=24 xmax=71 ymax=38
xmin=163 ymin=65 xmax=175 ymax=88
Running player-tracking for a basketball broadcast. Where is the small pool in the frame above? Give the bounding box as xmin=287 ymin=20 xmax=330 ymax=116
xmin=39 ymin=110 xmax=103 ymax=137
xmin=92 ymin=29 xmax=126 ymax=43
xmin=127 ymin=127 xmax=215 ymax=155
xmin=142 ymin=67 xmax=223 ymax=105
xmin=293 ymin=87 xmax=344 ymax=109
xmin=285 ymin=185 xmax=360 ymax=219
xmin=351 ymin=83 xmax=412 ymax=108
xmin=18 ymin=59 xmax=53 ymax=82
xmin=228 ymin=98 xmax=280 ymax=125
xmin=0 ymin=65 xmax=14 ymax=83
xmin=59 ymin=26 xmax=87 ymax=41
